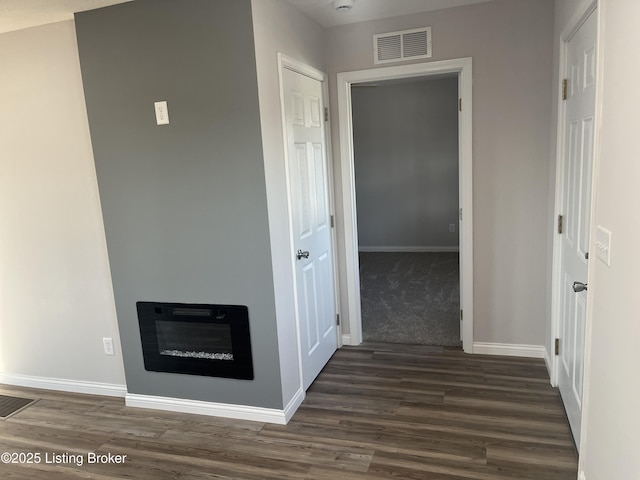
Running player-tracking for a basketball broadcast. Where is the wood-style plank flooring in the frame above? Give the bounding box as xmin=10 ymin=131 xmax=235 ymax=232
xmin=0 ymin=343 xmax=578 ymax=479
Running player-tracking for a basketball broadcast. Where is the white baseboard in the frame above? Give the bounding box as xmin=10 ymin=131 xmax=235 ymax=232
xmin=283 ymin=388 xmax=305 ymax=423
xmin=126 ymin=393 xmax=289 ymax=425
xmin=358 ymin=246 xmax=459 ymax=253
xmin=341 ymin=334 xmax=352 ymax=345
xmin=472 ymin=342 xmax=545 ymax=358
xmin=0 ymin=372 xmax=126 ymax=398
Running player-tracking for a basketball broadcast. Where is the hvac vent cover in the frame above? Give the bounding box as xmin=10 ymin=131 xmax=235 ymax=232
xmin=373 ymin=27 xmax=432 ymax=64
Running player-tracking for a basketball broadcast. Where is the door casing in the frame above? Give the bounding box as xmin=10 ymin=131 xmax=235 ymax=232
xmin=336 ymin=58 xmax=474 ymax=352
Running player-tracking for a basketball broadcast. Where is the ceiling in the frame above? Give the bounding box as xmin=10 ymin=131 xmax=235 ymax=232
xmin=0 ymin=0 xmax=132 ymax=34
xmin=0 ymin=0 xmax=494 ymax=34
xmin=287 ymin=0 xmax=494 ymax=28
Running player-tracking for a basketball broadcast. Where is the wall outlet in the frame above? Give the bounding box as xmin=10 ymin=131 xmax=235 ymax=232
xmin=103 ymin=337 xmax=115 ymax=356
xmin=154 ymin=101 xmax=170 ymax=125
xmin=449 ymin=224 xmax=456 ymax=233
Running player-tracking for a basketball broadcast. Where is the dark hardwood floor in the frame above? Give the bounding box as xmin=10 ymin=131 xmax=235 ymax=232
xmin=0 ymin=343 xmax=578 ymax=479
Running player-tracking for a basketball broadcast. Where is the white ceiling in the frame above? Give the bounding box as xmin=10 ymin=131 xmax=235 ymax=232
xmin=286 ymin=0 xmax=494 ymax=28
xmin=0 ymin=0 xmax=494 ymax=35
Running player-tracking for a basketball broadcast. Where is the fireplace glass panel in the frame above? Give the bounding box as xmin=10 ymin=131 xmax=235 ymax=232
xmin=155 ymin=321 xmax=234 ymax=360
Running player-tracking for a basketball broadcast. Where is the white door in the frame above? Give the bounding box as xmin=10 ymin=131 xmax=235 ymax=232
xmin=282 ymin=66 xmax=338 ymax=390
xmin=558 ymin=9 xmax=597 ymax=447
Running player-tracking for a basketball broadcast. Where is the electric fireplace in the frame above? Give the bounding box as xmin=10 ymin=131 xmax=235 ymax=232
xmin=137 ymin=302 xmax=254 ymax=380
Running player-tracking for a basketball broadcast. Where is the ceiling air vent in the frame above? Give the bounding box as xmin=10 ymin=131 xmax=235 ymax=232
xmin=373 ymin=27 xmax=432 ymax=65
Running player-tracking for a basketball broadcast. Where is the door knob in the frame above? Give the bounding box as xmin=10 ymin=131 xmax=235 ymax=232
xmin=573 ymin=281 xmax=588 ymax=293
xmin=296 ymin=250 xmax=310 ymax=260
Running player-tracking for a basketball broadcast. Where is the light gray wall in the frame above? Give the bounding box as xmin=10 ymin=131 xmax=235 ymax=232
xmin=352 ymin=78 xmax=459 ymax=249
xmin=327 ymin=0 xmax=555 ymax=345
xmin=577 ymin=0 xmax=640 ymax=476
xmin=251 ymin=0 xmax=327 ymax=407
xmin=0 ymin=20 xmax=125 ymax=388
xmin=75 ymin=0 xmax=282 ymax=408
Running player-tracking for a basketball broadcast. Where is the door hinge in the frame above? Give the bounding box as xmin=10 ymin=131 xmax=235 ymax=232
xmin=330 ymin=215 xmax=335 ymax=228
xmin=460 ymin=310 xmax=463 ymax=321
xmin=558 ymin=214 xmax=564 ymax=234
xmin=555 ymin=338 xmax=560 ymax=356
xmin=336 ymin=314 xmax=340 ymax=326
xmin=562 ymin=79 xmax=568 ymax=101
xmin=459 ymin=208 xmax=463 ymax=221
xmin=458 ymin=98 xmax=462 ymax=112
xmin=324 ymin=107 xmax=329 ymax=122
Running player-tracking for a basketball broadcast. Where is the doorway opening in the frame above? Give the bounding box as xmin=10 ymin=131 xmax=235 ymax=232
xmin=351 ymin=75 xmax=460 ymax=346
xmin=336 ymin=58 xmax=473 ymax=352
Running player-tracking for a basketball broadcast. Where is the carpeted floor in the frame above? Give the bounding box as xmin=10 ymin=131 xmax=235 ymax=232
xmin=359 ymin=252 xmax=461 ymax=346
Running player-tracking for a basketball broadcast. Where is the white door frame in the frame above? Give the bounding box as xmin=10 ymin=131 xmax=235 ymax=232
xmin=550 ymin=0 xmax=599 ymax=389
xmin=336 ymin=58 xmax=474 ymax=353
xmin=277 ymin=53 xmax=342 ymax=395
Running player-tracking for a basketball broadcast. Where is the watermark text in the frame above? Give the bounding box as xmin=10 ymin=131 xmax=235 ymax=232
xmin=1 ymin=451 xmax=127 ymax=467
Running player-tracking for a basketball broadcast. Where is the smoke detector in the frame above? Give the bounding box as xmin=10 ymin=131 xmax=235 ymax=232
xmin=333 ymin=0 xmax=355 ymax=11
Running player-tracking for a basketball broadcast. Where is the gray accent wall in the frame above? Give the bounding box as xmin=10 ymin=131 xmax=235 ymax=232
xmin=352 ymin=78 xmax=459 ymax=249
xmin=75 ymin=0 xmax=282 ymax=408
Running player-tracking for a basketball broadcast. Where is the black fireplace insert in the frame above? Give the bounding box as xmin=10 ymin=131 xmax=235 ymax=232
xmin=137 ymin=302 xmax=254 ymax=380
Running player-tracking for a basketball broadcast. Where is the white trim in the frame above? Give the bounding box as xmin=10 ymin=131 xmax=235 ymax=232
xmin=341 ymin=334 xmax=352 ymax=345
xmin=0 ymin=373 xmax=126 ymax=398
xmin=278 ymin=53 xmax=326 ymax=81
xmin=283 ymin=388 xmax=305 ymax=423
xmin=126 ymin=393 xmax=288 ymax=425
xmin=472 ymin=343 xmax=546 ymax=359
xmin=337 ymin=58 xmax=474 ymax=352
xmin=358 ymin=246 xmax=459 ymax=253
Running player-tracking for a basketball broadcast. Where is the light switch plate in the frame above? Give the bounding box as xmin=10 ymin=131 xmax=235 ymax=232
xmin=154 ymin=101 xmax=169 ymax=125
xmin=595 ymin=225 xmax=612 ymax=267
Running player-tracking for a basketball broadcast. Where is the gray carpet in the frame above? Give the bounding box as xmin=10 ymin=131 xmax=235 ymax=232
xmin=359 ymin=252 xmax=461 ymax=346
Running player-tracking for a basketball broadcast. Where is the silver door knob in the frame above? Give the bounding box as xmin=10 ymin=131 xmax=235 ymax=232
xmin=296 ymin=250 xmax=310 ymax=260
xmin=573 ymin=281 xmax=588 ymax=293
